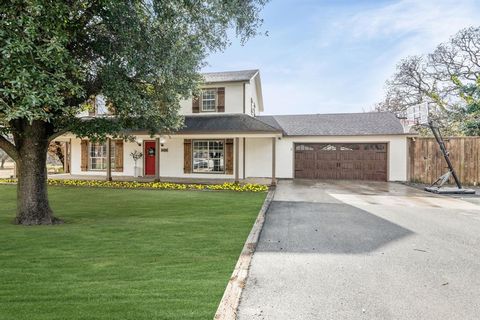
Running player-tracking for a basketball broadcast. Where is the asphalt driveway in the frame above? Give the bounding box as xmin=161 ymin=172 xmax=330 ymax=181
xmin=238 ymin=180 xmax=480 ymax=320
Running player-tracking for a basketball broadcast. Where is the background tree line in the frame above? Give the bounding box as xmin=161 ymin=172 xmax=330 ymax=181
xmin=376 ymin=26 xmax=480 ymax=136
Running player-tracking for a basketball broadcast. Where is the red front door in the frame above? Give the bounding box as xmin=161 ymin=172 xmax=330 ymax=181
xmin=144 ymin=141 xmax=156 ymax=176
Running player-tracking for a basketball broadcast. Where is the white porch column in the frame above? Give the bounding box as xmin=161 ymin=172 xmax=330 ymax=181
xmin=242 ymin=137 xmax=246 ymax=180
xmin=155 ymin=137 xmax=160 ymax=181
xmin=271 ymin=137 xmax=276 ymax=186
xmin=235 ymin=137 xmax=240 ymax=183
xmin=106 ymin=138 xmax=112 ymax=181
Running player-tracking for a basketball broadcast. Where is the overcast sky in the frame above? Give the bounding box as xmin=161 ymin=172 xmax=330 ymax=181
xmin=203 ymin=0 xmax=480 ymax=115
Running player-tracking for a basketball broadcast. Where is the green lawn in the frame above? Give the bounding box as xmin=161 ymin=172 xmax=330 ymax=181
xmin=0 ymin=185 xmax=265 ymax=320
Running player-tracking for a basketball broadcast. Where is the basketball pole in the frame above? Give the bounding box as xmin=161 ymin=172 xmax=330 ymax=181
xmin=405 ymin=102 xmax=474 ymax=194
xmin=428 ymin=120 xmax=462 ymax=189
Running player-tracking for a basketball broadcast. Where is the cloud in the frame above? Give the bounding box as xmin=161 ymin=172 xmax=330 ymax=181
xmin=339 ymin=0 xmax=479 ymax=51
xmin=205 ymin=0 xmax=480 ymax=114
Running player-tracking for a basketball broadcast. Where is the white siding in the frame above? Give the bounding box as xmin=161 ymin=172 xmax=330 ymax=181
xmin=245 ymin=138 xmax=272 ymax=178
xmin=70 ymin=138 xmax=141 ymax=176
xmin=180 ymin=82 xmax=245 ymax=115
xmin=69 ymin=135 xmax=253 ymax=179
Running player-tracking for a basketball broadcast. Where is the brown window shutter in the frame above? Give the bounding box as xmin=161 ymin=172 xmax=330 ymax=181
xmin=81 ymin=140 xmax=88 ymax=171
xmin=217 ymin=87 xmax=225 ymax=112
xmin=184 ymin=139 xmax=192 ymax=173
xmin=192 ymin=96 xmax=200 ymax=113
xmin=225 ymin=138 xmax=234 ymax=174
xmin=114 ymin=140 xmax=123 ymax=172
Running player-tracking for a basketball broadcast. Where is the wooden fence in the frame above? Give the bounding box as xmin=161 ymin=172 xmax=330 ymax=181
xmin=409 ymin=137 xmax=480 ymax=186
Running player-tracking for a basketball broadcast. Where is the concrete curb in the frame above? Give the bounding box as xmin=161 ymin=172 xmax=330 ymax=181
xmin=214 ymin=188 xmax=275 ymax=320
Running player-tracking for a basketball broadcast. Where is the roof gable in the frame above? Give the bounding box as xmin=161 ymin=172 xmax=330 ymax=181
xmin=202 ymin=70 xmax=259 ymax=83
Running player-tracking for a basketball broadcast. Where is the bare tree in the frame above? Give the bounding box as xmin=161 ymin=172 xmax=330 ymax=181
xmin=377 ymin=27 xmax=480 ymax=135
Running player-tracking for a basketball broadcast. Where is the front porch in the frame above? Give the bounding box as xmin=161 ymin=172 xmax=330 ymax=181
xmin=54 ymin=114 xmax=282 ymax=185
xmin=55 ymin=134 xmax=280 ymax=186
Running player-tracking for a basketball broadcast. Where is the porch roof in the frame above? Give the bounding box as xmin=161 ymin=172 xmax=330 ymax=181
xmin=176 ymin=114 xmax=283 ymax=134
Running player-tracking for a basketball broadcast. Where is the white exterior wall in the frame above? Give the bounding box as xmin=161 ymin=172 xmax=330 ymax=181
xmin=248 ymin=78 xmax=259 ymax=116
xmin=67 ymin=134 xmax=408 ymax=181
xmin=275 ymin=135 xmax=408 ymax=181
xmin=180 ymin=82 xmax=245 ymax=115
xmin=245 ymin=138 xmax=272 ymax=178
xmin=68 ymin=135 xmax=266 ymax=180
xmin=70 ymin=138 xmax=139 ymax=176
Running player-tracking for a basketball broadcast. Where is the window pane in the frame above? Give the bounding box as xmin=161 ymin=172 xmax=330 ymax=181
xmin=192 ymin=140 xmax=224 ymax=173
xmin=89 ymin=142 xmax=116 ymax=170
xmin=202 ymin=89 xmax=216 ymax=111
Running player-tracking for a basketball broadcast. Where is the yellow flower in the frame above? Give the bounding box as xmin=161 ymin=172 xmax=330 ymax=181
xmin=0 ymin=178 xmax=268 ymax=192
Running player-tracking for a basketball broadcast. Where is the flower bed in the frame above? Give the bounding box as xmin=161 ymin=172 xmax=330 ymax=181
xmin=0 ymin=178 xmax=268 ymax=192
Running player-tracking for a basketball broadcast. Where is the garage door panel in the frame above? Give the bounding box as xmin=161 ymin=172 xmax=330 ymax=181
xmin=294 ymin=143 xmax=388 ymax=181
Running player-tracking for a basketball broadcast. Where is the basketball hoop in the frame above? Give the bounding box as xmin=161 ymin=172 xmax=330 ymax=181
xmin=400 ymin=102 xmax=430 ymax=133
xmin=406 ymin=102 xmax=429 ymax=124
xmin=404 ymin=103 xmax=475 ymax=194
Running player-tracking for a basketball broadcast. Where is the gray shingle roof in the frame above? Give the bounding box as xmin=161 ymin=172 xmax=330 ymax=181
xmin=177 ymin=114 xmax=281 ymax=134
xmin=202 ymin=70 xmax=259 ymax=83
xmin=256 ymin=112 xmax=405 ymax=136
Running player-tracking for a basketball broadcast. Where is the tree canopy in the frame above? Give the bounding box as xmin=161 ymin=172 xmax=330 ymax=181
xmin=376 ymin=26 xmax=480 ymax=135
xmin=0 ymin=0 xmax=267 ymax=146
xmin=0 ymin=0 xmax=268 ymax=224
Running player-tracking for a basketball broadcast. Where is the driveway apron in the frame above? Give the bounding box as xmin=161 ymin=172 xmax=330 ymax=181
xmin=237 ymin=180 xmax=480 ymax=320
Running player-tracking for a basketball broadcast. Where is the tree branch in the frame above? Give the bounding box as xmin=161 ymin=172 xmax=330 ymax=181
xmin=48 ymin=129 xmax=69 ymax=143
xmin=0 ymin=134 xmax=18 ymax=161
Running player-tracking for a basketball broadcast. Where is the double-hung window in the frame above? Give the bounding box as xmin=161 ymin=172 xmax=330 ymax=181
xmin=201 ymin=89 xmax=217 ymax=112
xmin=89 ymin=142 xmax=115 ymax=170
xmin=192 ymin=140 xmax=224 ymax=173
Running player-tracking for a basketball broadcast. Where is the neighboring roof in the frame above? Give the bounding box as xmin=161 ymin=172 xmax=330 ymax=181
xmin=256 ymin=112 xmax=406 ymax=136
xmin=177 ymin=114 xmax=282 ymax=134
xmin=202 ymin=69 xmax=259 ymax=83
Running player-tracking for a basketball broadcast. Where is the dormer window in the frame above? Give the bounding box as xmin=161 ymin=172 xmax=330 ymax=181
xmin=202 ymin=89 xmax=217 ymax=112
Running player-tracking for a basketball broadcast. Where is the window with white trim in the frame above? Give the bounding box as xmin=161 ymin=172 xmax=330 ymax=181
xmin=192 ymin=140 xmax=224 ymax=173
xmin=89 ymin=142 xmax=116 ymax=170
xmin=201 ymin=89 xmax=217 ymax=112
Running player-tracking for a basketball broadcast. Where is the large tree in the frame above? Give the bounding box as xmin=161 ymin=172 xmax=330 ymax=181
xmin=0 ymin=0 xmax=267 ymax=225
xmin=376 ymin=26 xmax=480 ymax=135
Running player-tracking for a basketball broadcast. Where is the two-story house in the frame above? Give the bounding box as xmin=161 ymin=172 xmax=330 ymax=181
xmin=58 ymin=69 xmax=411 ymax=184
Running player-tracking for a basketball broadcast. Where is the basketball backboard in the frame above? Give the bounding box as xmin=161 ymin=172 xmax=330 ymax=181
xmin=405 ymin=102 xmax=430 ymax=125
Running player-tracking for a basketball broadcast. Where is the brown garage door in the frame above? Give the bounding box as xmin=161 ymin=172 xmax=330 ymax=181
xmin=294 ymin=143 xmax=388 ymax=181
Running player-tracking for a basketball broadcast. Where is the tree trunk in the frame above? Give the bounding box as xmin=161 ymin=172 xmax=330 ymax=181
xmin=13 ymin=121 xmax=61 ymax=225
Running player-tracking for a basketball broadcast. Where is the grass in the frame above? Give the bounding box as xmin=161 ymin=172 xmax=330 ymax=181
xmin=0 ymin=185 xmax=266 ymax=320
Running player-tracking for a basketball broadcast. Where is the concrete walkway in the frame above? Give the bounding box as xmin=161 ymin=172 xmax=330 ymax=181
xmin=238 ymin=180 xmax=480 ymax=320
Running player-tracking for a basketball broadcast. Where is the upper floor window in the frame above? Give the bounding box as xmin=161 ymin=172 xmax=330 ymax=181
xmin=192 ymin=87 xmax=224 ymax=113
xmin=88 ymin=95 xmax=114 ymax=117
xmin=202 ymin=89 xmax=217 ymax=112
